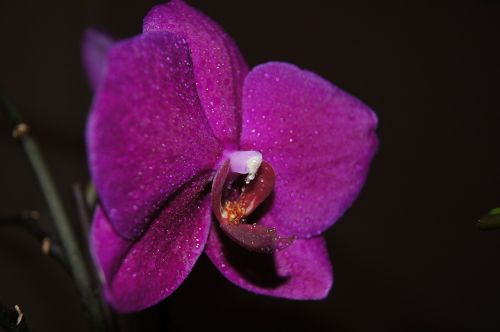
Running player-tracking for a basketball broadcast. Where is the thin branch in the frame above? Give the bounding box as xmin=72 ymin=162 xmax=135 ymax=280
xmin=0 ymin=303 xmax=29 ymax=332
xmin=0 ymin=93 xmax=110 ymax=331
xmin=0 ymin=211 xmax=69 ymax=271
xmin=477 ymin=213 xmax=500 ymax=230
xmin=72 ymin=184 xmax=119 ymax=332
xmin=72 ymin=183 xmax=90 ymax=238
xmin=85 ymin=182 xmax=97 ymax=212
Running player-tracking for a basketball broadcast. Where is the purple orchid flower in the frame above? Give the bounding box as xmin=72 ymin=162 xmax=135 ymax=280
xmin=83 ymin=0 xmax=378 ymax=313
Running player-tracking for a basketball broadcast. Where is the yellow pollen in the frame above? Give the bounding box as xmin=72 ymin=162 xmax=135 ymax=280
xmin=223 ymin=200 xmax=246 ymax=224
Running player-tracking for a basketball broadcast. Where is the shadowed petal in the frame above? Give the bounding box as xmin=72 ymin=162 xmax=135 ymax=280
xmin=143 ymin=0 xmax=249 ymax=146
xmin=90 ymin=173 xmax=213 ymax=312
xmin=90 ymin=206 xmax=131 ymax=285
xmin=240 ymin=62 xmax=378 ymax=238
xmin=87 ymin=31 xmax=222 ymax=239
xmin=206 ymin=224 xmax=333 ymax=299
xmin=82 ymin=28 xmax=114 ymax=91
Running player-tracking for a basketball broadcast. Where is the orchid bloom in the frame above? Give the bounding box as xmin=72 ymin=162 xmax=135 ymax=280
xmin=83 ymin=0 xmax=378 ymax=312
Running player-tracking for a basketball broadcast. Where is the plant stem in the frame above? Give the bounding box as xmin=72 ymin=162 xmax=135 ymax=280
xmin=0 ymin=94 xmax=110 ymax=331
xmin=0 ymin=211 xmax=69 ymax=271
xmin=477 ymin=213 xmax=500 ymax=230
xmin=72 ymin=183 xmax=91 ymax=239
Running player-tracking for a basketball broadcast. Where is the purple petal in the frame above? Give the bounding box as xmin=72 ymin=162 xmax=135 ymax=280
xmin=206 ymin=225 xmax=333 ymax=299
xmin=143 ymin=0 xmax=249 ymax=147
xmin=90 ymin=173 xmax=213 ymax=312
xmin=240 ymin=62 xmax=378 ymax=238
xmin=90 ymin=207 xmax=131 ymax=284
xmin=87 ymin=32 xmax=222 ymax=239
xmin=82 ymin=28 xmax=114 ymax=91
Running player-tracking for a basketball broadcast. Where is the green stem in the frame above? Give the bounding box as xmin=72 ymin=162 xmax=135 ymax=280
xmin=72 ymin=183 xmax=91 ymax=239
xmin=477 ymin=213 xmax=500 ymax=230
xmin=0 ymin=212 xmax=69 ymax=271
xmin=85 ymin=182 xmax=97 ymax=211
xmin=0 ymin=94 xmax=110 ymax=331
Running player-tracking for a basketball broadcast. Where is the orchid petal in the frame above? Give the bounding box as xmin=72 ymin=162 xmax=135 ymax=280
xmin=143 ymin=0 xmax=249 ymax=146
xmin=90 ymin=173 xmax=213 ymax=312
xmin=90 ymin=207 xmax=130 ymax=285
xmin=82 ymin=28 xmax=114 ymax=91
xmin=240 ymin=62 xmax=378 ymax=238
xmin=206 ymin=227 xmax=333 ymax=299
xmin=87 ymin=31 xmax=222 ymax=239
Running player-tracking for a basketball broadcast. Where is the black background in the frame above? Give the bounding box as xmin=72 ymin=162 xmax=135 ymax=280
xmin=1 ymin=0 xmax=500 ymax=331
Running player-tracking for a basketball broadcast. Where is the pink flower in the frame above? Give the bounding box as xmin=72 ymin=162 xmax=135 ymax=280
xmin=84 ymin=0 xmax=378 ymax=312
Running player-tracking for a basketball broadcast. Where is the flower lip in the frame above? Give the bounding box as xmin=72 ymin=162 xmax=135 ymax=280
xmin=211 ymin=155 xmax=295 ymax=253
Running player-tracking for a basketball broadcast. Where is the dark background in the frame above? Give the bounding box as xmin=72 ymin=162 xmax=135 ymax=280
xmin=1 ymin=0 xmax=499 ymax=331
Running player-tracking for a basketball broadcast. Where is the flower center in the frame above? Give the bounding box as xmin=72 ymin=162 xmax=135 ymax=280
xmin=211 ymin=151 xmax=295 ymax=253
xmin=228 ymin=150 xmax=263 ymax=184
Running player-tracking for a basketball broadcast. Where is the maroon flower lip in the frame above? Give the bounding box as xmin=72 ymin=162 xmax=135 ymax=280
xmin=211 ymin=157 xmax=295 ymax=254
xmin=84 ymin=0 xmax=378 ymax=312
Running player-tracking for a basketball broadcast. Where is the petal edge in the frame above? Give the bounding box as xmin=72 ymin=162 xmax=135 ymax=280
xmin=82 ymin=28 xmax=114 ymax=91
xmin=240 ymin=62 xmax=378 ymax=238
xmin=91 ymin=173 xmax=213 ymax=312
xmin=87 ymin=31 xmax=222 ymax=239
xmin=206 ymin=222 xmax=333 ymax=300
xmin=143 ymin=0 xmax=249 ymax=146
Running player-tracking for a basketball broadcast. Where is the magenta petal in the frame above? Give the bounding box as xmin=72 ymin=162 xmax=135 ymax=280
xmin=90 ymin=207 xmax=131 ymax=284
xmin=240 ymin=62 xmax=378 ymax=238
xmin=87 ymin=32 xmax=222 ymax=239
xmin=82 ymin=29 xmax=114 ymax=91
xmin=143 ymin=0 xmax=249 ymax=146
xmin=90 ymin=173 xmax=212 ymax=312
xmin=206 ymin=225 xmax=333 ymax=299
